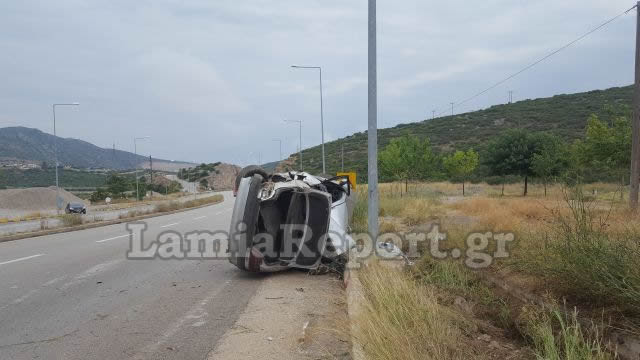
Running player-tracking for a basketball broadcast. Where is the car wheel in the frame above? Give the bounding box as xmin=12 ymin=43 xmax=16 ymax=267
xmin=234 ymin=165 xmax=269 ymax=195
xmin=82 ymin=209 xmax=87 ymax=214
xmin=232 ymin=174 xmax=263 ymax=271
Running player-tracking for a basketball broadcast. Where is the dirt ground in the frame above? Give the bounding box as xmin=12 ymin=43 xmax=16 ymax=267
xmin=0 ymin=186 xmax=84 ymax=217
xmin=208 ymin=270 xmax=351 ymax=360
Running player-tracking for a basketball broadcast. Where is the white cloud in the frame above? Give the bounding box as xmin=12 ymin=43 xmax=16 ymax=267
xmin=134 ymin=49 xmax=248 ymax=114
xmin=0 ymin=0 xmax=635 ymax=164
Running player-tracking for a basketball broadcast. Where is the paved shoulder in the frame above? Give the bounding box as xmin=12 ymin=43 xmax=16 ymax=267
xmin=208 ymin=271 xmax=351 ymax=360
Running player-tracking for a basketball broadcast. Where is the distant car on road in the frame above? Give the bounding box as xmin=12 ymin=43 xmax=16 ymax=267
xmin=65 ymin=202 xmax=87 ymax=214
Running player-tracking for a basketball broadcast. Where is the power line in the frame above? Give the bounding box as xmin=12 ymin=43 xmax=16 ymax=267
xmin=433 ymin=4 xmax=638 ymax=118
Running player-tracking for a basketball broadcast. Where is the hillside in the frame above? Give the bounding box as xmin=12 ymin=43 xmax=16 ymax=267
xmin=0 ymin=127 xmax=193 ymax=170
xmin=281 ymin=85 xmax=634 ymax=181
xmin=0 ymin=168 xmax=109 ymax=189
xmin=177 ymin=162 xmax=241 ymax=191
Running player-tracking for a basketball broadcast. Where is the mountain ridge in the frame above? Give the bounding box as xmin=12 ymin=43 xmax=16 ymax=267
xmin=0 ymin=126 xmax=194 ymax=171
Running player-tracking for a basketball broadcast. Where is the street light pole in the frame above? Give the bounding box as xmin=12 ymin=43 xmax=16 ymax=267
xmin=368 ymin=0 xmax=379 ymax=240
xmin=284 ymin=120 xmax=303 ymax=171
xmin=52 ymin=103 xmax=79 ymax=214
xmin=291 ymin=65 xmax=325 ymax=174
xmin=134 ymin=136 xmax=150 ymax=202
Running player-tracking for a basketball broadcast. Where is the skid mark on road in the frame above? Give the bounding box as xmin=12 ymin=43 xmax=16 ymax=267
xmin=215 ymin=208 xmax=232 ymax=216
xmin=132 ymin=281 xmax=231 ymax=359
xmin=59 ymin=259 xmax=124 ymax=290
xmin=0 ymin=254 xmax=45 ymax=266
xmin=43 ymin=275 xmax=68 ymax=287
xmin=1 ymin=276 xmax=68 ymax=311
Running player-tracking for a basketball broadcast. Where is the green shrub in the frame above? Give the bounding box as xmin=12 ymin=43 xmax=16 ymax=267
xmin=520 ymin=307 xmax=611 ymax=360
xmin=521 ymin=186 xmax=640 ymax=313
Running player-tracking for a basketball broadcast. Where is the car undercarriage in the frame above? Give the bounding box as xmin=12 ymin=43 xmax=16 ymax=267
xmin=228 ymin=167 xmax=355 ymax=272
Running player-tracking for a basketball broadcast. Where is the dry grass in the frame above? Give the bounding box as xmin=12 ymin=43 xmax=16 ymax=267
xmin=350 ymin=181 xmax=629 ymax=360
xmin=61 ymin=214 xmax=83 ymax=227
xmin=354 ymin=262 xmax=472 ymax=360
xmin=378 ymin=221 xmax=398 ymax=233
xmin=450 ymin=196 xmax=552 ymax=231
xmin=154 ymin=201 xmax=181 ymax=213
xmin=519 ymin=306 xmax=612 ymax=360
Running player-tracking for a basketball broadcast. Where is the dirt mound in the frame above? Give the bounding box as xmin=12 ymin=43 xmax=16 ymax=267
xmin=204 ymin=163 xmax=240 ymax=190
xmin=275 ymin=156 xmax=299 ymax=172
xmin=0 ymin=187 xmax=85 ymax=211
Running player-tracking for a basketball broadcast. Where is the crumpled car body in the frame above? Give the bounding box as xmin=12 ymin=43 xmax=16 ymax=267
xmin=228 ymin=169 xmax=355 ymax=272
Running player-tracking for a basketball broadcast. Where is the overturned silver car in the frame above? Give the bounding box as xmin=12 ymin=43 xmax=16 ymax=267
xmin=228 ymin=166 xmax=355 ymax=272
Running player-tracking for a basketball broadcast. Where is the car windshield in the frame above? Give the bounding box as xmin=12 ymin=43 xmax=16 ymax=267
xmin=70 ymin=203 xmax=83 ymax=207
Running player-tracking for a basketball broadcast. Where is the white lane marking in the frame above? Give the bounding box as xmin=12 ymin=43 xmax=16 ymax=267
xmin=193 ymin=216 xmax=206 ymax=220
xmin=96 ymin=234 xmax=129 ymax=243
xmin=0 ymin=254 xmax=45 ymax=266
xmin=161 ymin=222 xmax=179 ymax=228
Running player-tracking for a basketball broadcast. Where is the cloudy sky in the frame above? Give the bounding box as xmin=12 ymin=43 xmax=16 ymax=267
xmin=0 ymin=0 xmax=635 ymax=165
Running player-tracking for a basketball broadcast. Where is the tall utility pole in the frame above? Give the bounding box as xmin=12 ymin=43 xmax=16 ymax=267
xmin=52 ymin=102 xmax=79 ymax=214
xmin=509 ymin=90 xmax=513 ymax=104
xmin=285 ymin=120 xmax=303 ymax=171
xmin=291 ymin=65 xmax=326 ymax=174
xmin=631 ymin=1 xmax=640 ymax=210
xmin=149 ymin=155 xmax=153 ymax=200
xmin=368 ymin=0 xmax=379 ymax=240
xmin=432 ymin=110 xmax=436 ymax=120
xmin=450 ymin=102 xmax=455 ymax=116
xmin=134 ymin=136 xmax=150 ymax=202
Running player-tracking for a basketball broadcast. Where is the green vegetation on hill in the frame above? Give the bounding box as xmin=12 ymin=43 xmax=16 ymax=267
xmin=287 ymin=85 xmax=633 ymax=181
xmin=0 ymin=168 xmax=109 ymax=189
xmin=178 ymin=162 xmax=221 ymax=182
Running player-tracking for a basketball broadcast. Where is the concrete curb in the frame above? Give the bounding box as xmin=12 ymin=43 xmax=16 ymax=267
xmin=0 ymin=199 xmax=224 ymax=244
xmin=344 ymin=248 xmax=366 ymax=360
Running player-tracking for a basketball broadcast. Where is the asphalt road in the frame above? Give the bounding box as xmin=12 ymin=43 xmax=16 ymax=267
xmin=0 ymin=191 xmax=263 ymax=360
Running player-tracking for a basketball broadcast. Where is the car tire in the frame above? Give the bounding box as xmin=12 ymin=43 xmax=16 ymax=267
xmin=234 ymin=165 xmax=269 ymax=194
xmin=235 ymin=173 xmax=263 ymax=271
